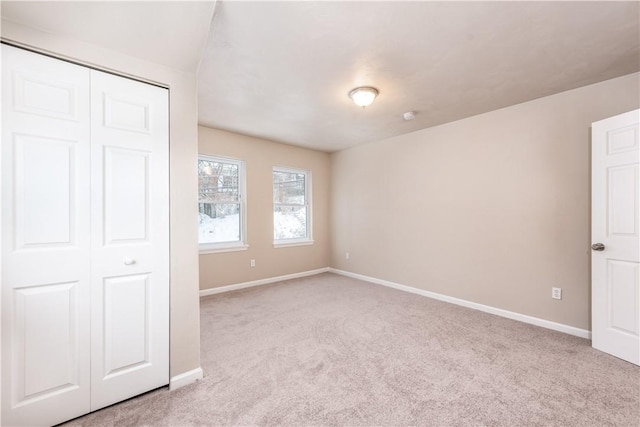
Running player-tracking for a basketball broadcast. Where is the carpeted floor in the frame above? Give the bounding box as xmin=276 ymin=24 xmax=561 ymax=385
xmin=64 ymin=273 xmax=639 ymax=426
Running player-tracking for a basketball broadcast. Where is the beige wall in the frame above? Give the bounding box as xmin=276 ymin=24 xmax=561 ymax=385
xmin=331 ymin=73 xmax=639 ymax=331
xmin=199 ymin=127 xmax=331 ymax=289
xmin=2 ymin=20 xmax=202 ymax=377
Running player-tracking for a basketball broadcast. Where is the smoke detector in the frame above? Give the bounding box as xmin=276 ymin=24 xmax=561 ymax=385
xmin=403 ymin=111 xmax=416 ymax=121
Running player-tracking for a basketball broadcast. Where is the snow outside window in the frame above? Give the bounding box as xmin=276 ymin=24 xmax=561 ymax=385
xmin=198 ymin=155 xmax=247 ymax=252
xmin=273 ymin=167 xmax=313 ymax=246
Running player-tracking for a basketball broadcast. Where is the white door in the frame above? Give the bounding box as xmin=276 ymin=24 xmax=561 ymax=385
xmin=592 ymin=109 xmax=640 ymax=365
xmin=2 ymin=45 xmax=170 ymax=425
xmin=89 ymin=70 xmax=170 ymax=410
xmin=1 ymin=45 xmax=92 ymax=425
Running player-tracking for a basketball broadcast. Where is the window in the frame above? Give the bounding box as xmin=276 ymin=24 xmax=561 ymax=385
xmin=198 ymin=155 xmax=247 ymax=252
xmin=273 ymin=166 xmax=312 ymax=246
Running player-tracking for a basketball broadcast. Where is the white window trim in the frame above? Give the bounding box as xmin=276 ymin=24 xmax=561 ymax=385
xmin=200 ymin=243 xmax=249 ymax=254
xmin=273 ymin=239 xmax=314 ymax=249
xmin=198 ymin=154 xmax=248 ymax=254
xmin=273 ymin=165 xmax=313 ymax=247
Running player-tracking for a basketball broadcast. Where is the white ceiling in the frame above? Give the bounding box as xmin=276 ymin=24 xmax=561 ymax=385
xmin=2 ymin=1 xmax=638 ymax=152
xmin=198 ymin=1 xmax=640 ymax=152
xmin=1 ymin=1 xmax=216 ymax=72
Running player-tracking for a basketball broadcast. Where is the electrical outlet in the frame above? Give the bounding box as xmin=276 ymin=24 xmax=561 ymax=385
xmin=552 ymin=287 xmax=562 ymax=300
xmin=250 ymin=259 xmax=256 ymax=268
xmin=345 ymin=252 xmax=350 ymax=260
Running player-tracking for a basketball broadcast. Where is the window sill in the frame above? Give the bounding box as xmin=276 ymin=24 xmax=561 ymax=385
xmin=273 ymin=239 xmax=314 ymax=248
xmin=199 ymin=244 xmax=249 ymax=255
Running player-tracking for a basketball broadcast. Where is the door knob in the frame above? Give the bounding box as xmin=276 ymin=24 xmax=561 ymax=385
xmin=591 ymin=243 xmax=605 ymax=251
xmin=124 ymin=258 xmax=136 ymax=265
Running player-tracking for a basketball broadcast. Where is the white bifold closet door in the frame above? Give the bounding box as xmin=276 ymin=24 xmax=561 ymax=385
xmin=1 ymin=44 xmax=92 ymax=427
xmin=89 ymin=64 xmax=169 ymax=411
xmin=1 ymin=44 xmax=169 ymax=427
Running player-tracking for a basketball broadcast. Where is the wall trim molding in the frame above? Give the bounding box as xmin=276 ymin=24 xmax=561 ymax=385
xmin=169 ymin=367 xmax=203 ymax=391
xmin=329 ymin=268 xmax=592 ymax=339
xmin=199 ymin=268 xmax=330 ymax=297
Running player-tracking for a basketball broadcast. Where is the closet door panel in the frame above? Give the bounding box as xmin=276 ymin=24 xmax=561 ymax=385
xmin=15 ymin=282 xmax=80 ymax=398
xmin=90 ymin=70 xmax=169 ymax=411
xmin=102 ymin=273 xmax=150 ymax=376
xmin=1 ymin=45 xmax=92 ymax=427
xmin=103 ymin=146 xmax=150 ymax=243
xmin=15 ymin=134 xmax=73 ymax=246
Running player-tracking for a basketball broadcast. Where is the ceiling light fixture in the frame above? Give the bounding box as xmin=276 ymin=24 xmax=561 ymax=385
xmin=348 ymin=86 xmax=379 ymax=107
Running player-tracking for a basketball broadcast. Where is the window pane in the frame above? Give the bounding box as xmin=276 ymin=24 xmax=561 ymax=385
xmin=199 ymin=203 xmax=240 ymax=243
xmin=274 ymin=205 xmax=307 ymax=240
xmin=273 ymin=171 xmax=305 ymax=204
xmin=199 ymin=159 xmax=239 ymax=203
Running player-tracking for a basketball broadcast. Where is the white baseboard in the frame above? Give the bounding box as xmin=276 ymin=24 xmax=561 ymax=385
xmin=199 ymin=267 xmax=330 ymax=297
xmin=329 ymin=268 xmax=591 ymax=339
xmin=169 ymin=367 xmax=203 ymax=391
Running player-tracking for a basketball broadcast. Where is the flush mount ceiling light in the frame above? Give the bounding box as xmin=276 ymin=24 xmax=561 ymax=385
xmin=348 ymin=86 xmax=379 ymax=107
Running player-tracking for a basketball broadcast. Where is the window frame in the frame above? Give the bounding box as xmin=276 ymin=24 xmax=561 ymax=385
xmin=272 ymin=165 xmax=313 ymax=248
xmin=198 ymin=154 xmax=248 ymax=254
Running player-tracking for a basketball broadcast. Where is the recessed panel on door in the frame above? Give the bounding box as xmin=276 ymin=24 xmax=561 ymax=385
xmin=607 ymin=165 xmax=638 ymax=237
xmin=13 ymin=282 xmax=80 ymax=404
xmin=103 ymin=274 xmax=151 ymax=377
xmin=104 ymin=94 xmax=150 ymax=134
xmin=13 ymin=69 xmax=78 ymax=121
xmin=607 ymin=126 xmax=639 ymax=155
xmin=14 ymin=134 xmax=76 ymax=248
xmin=104 ymin=147 xmax=150 ymax=244
xmin=607 ymin=260 xmax=639 ymax=336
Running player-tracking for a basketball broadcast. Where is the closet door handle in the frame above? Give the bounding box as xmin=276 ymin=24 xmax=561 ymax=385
xmin=124 ymin=258 xmax=136 ymax=266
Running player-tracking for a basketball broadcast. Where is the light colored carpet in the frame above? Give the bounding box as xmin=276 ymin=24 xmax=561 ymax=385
xmin=65 ymin=272 xmax=639 ymax=426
